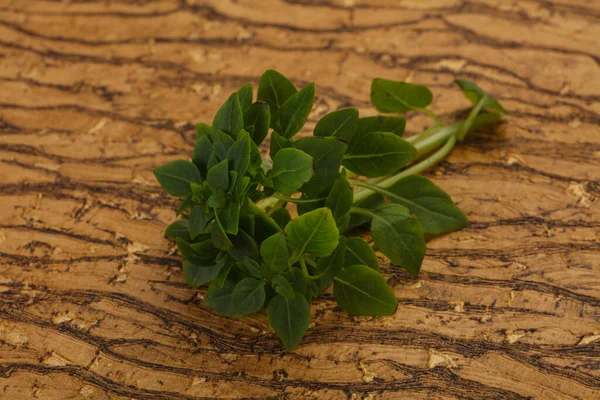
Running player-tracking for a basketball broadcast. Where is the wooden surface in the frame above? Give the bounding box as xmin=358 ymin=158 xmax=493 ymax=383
xmin=1 ymin=1 xmax=599 ymax=399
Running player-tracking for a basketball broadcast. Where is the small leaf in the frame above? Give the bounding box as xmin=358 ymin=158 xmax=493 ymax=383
xmin=455 ymin=79 xmax=507 ymax=114
xmin=183 ymin=259 xmax=225 ymax=288
xmin=275 ymin=82 xmax=316 ymax=138
xmin=368 ymin=204 xmax=425 ymax=275
xmin=333 ymin=265 xmax=398 ymax=316
xmin=260 ymin=232 xmax=289 ymax=272
xmin=281 ymin=268 xmax=307 ymax=295
xmin=325 ymin=175 xmax=353 ymax=222
xmin=344 ymin=237 xmax=379 ymax=271
xmin=233 ymin=176 xmax=251 ymax=199
xmin=285 ymin=208 xmax=339 ymax=260
xmin=192 ymin=134 xmax=213 ymax=177
xmin=314 ymin=108 xmax=358 ymax=141
xmin=212 ymin=255 xmax=234 ymax=288
xmin=217 ymin=201 xmax=241 ymax=235
xmin=315 ymin=236 xmax=346 ymax=277
xmin=269 ymin=131 xmax=294 ymax=159
xmin=212 ymin=93 xmax=244 ymax=137
xmin=228 ymin=229 xmax=259 ymax=261
xmin=270 ymin=207 xmax=291 ymax=229
xmin=195 ymin=123 xmax=211 ymax=143
xmin=237 ymin=83 xmax=253 ymax=111
xmin=207 ymin=190 xmax=227 ymax=209
xmin=238 ymin=256 xmax=265 ymax=279
xmin=258 ymin=69 xmax=297 ymax=117
xmin=154 ymin=160 xmax=201 ymax=197
xmin=211 ymin=216 xmax=232 ymax=250
xmin=294 ymin=136 xmax=347 ymax=196
xmin=176 ymin=238 xmax=219 ymax=266
xmin=247 ymin=199 xmax=282 ymax=243
xmin=204 ymin=279 xmax=243 ymax=318
xmin=212 ymin=129 xmax=235 ymax=161
xmin=272 ymin=275 xmax=295 ymax=298
xmin=385 ymin=175 xmax=469 ymax=235
xmin=357 ymin=115 xmax=406 ymax=137
xmin=270 ymin=148 xmax=314 ymax=195
xmin=268 ymin=294 xmax=310 ymax=350
xmin=189 ymin=206 xmax=212 ymax=239
xmin=244 ymin=102 xmax=271 ymax=145
xmin=177 ymin=195 xmax=195 ymax=216
xmin=165 ymin=219 xmax=191 ymax=242
xmin=207 ymin=159 xmax=229 ymax=191
xmin=343 ymin=132 xmax=415 ymax=178
xmin=232 ymin=278 xmax=266 ymax=315
xmin=371 ymin=78 xmax=433 ymax=113
xmin=227 ymin=131 xmax=251 ymax=178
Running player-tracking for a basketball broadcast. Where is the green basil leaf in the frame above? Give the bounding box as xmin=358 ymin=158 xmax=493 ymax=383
xmin=269 ymin=207 xmax=292 ymax=230
xmin=207 ymin=159 xmax=229 ymax=191
xmin=343 ymin=132 xmax=415 ymax=178
xmin=226 ymin=131 xmax=252 ymax=178
xmin=385 ymin=175 xmax=468 ymax=235
xmin=189 ymin=206 xmax=212 ymax=239
xmin=271 ymin=275 xmax=295 ymax=298
xmin=356 ymin=115 xmax=406 ymax=137
xmin=212 ymin=255 xmax=234 ymax=288
xmin=165 ymin=219 xmax=191 ymax=242
xmin=316 ymin=276 xmax=332 ymax=293
xmin=154 ymin=160 xmax=201 ymax=197
xmin=183 ymin=259 xmax=225 ymax=288
xmin=176 ymin=195 xmax=194 ymax=216
xmin=281 ymin=268 xmax=306 ymax=296
xmin=228 ymin=229 xmax=258 ymax=261
xmin=176 ymin=238 xmax=219 ymax=265
xmin=315 ymin=236 xmax=346 ymax=277
xmin=212 ymin=93 xmax=244 ymax=137
xmin=294 ymin=136 xmax=347 ymax=196
xmin=211 ymin=215 xmax=232 ymax=250
xmin=207 ymin=190 xmax=226 ymax=209
xmin=260 ymin=232 xmax=289 ymax=272
xmin=192 ymin=134 xmax=213 ymax=178
xmin=348 ymin=193 xmax=384 ymax=231
xmin=195 ymin=122 xmax=211 ymax=143
xmin=237 ymin=83 xmax=253 ymax=111
xmin=246 ymin=199 xmax=282 ymax=243
xmin=238 ymin=256 xmax=264 ymax=279
xmin=244 ymin=102 xmax=271 ymax=145
xmin=269 ymin=131 xmax=294 ymax=159
xmin=275 ymin=82 xmax=315 ymax=138
xmin=314 ymin=108 xmax=358 ymax=141
xmin=325 ymin=175 xmax=353 ymax=222
xmin=217 ymin=201 xmax=241 ymax=235
xmin=212 ymin=129 xmax=235 ymax=161
xmin=232 ymin=278 xmax=266 ymax=315
xmin=344 ymin=237 xmax=379 ymax=272
xmin=207 ymin=154 xmax=219 ymax=171
xmin=455 ymin=79 xmax=507 ymax=114
xmin=371 ymin=78 xmax=433 ymax=113
xmin=233 ymin=176 xmax=251 ymax=199
xmin=285 ymin=208 xmax=339 ymax=260
xmin=204 ymin=279 xmax=243 ymax=318
xmin=270 ymin=148 xmax=314 ymax=195
xmin=369 ymin=204 xmax=425 ymax=275
xmin=258 ymin=69 xmax=297 ymax=118
xmin=268 ymin=294 xmax=310 ymax=350
xmin=333 ymin=265 xmax=397 ymax=316
xmin=305 ymin=281 xmax=320 ymax=301
xmin=249 ymin=139 xmax=263 ymax=174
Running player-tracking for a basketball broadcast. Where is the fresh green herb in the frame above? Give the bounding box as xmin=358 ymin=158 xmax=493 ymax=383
xmin=154 ymin=70 xmax=507 ymax=349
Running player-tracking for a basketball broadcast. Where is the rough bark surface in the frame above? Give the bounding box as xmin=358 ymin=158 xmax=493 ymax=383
xmin=1 ymin=0 xmax=599 ymax=399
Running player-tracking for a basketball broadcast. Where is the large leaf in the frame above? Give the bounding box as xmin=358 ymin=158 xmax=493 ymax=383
xmin=189 ymin=206 xmax=212 ymax=239
xmin=386 ymin=175 xmax=469 ymax=235
xmin=244 ymin=102 xmax=271 ymax=145
xmin=270 ymin=148 xmax=314 ymax=195
xmin=271 ymin=275 xmax=295 ymax=298
xmin=183 ymin=259 xmax=225 ymax=288
xmin=212 ymin=93 xmax=244 ymax=137
xmin=269 ymin=131 xmax=294 ymax=159
xmin=294 ymin=136 xmax=347 ymax=196
xmin=165 ymin=219 xmax=191 ymax=242
xmin=275 ymin=82 xmax=315 ymax=138
xmin=284 ymin=208 xmax=339 ymax=260
xmin=325 ymin=175 xmax=353 ymax=223
xmin=258 ymin=69 xmax=297 ymax=116
xmin=227 ymin=131 xmax=251 ymax=178
xmin=207 ymin=159 xmax=229 ymax=191
xmin=176 ymin=238 xmax=219 ymax=266
xmin=268 ymin=294 xmax=310 ymax=350
xmin=314 ymin=108 xmax=358 ymax=141
xmin=192 ymin=134 xmax=213 ymax=177
xmin=232 ymin=278 xmax=266 ymax=315
xmin=343 ymin=237 xmax=380 ymax=272
xmin=237 ymin=83 xmax=253 ymax=111
xmin=154 ymin=160 xmax=201 ymax=197
xmin=455 ymin=79 xmax=507 ymax=114
xmin=356 ymin=115 xmax=406 ymax=137
xmin=227 ymin=229 xmax=258 ymax=261
xmin=343 ymin=132 xmax=415 ymax=178
xmin=369 ymin=204 xmax=425 ymax=275
xmin=204 ymin=279 xmax=243 ymax=318
xmin=217 ymin=201 xmax=241 ymax=235
xmin=211 ymin=129 xmax=234 ymax=161
xmin=371 ymin=78 xmax=433 ymax=113
xmin=211 ymin=215 xmax=232 ymax=250
xmin=333 ymin=265 xmax=397 ymax=316
xmin=260 ymin=232 xmax=289 ymax=272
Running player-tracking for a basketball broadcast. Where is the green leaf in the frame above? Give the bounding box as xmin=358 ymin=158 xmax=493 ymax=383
xmin=211 ymin=215 xmax=232 ymax=250
xmin=183 ymin=259 xmax=225 ymax=288
xmin=294 ymin=136 xmax=347 ymax=196
xmin=269 ymin=131 xmax=294 ymax=159
xmin=385 ymin=175 xmax=468 ymax=235
xmin=207 ymin=154 xmax=219 ymax=171
xmin=270 ymin=148 xmax=314 ymax=195
xmin=165 ymin=219 xmax=191 ymax=242
xmin=249 ymin=140 xmax=263 ymax=174
xmin=371 ymin=78 xmax=433 ymax=113
xmin=212 ymin=129 xmax=235 ymax=161
xmin=204 ymin=279 xmax=243 ymax=318
xmin=189 ymin=206 xmax=212 ymax=239
xmin=237 ymin=83 xmax=253 ymax=111
xmin=272 ymin=275 xmax=295 ymax=298
xmin=212 ymin=93 xmax=244 ymax=137
xmin=177 ymin=195 xmax=195 ymax=216
xmin=233 ymin=176 xmax=251 ymax=199
xmin=207 ymin=159 xmax=229 ymax=191
xmin=268 ymin=294 xmax=310 ymax=350
xmin=343 ymin=132 xmax=416 ymax=178
xmin=212 ymin=255 xmax=234 ymax=288
xmin=368 ymin=204 xmax=425 ymax=275
xmin=238 ymin=256 xmax=265 ymax=279
xmin=333 ymin=265 xmax=397 ymax=316
xmin=227 ymin=131 xmax=251 ymax=178
xmin=314 ymin=108 xmax=358 ymax=141
xmin=348 ymin=193 xmax=384 ymax=231
xmin=344 ymin=237 xmax=379 ymax=272
xmin=325 ymin=175 xmax=353 ymax=222
xmin=258 ymin=70 xmax=298 ymax=117
xmin=228 ymin=229 xmax=259 ymax=261
xmin=455 ymin=79 xmax=507 ymax=114
xmin=246 ymin=199 xmax=282 ymax=243
xmin=192 ymin=134 xmax=213 ymax=177
xmin=217 ymin=201 xmax=241 ymax=235
xmin=207 ymin=190 xmax=227 ymax=209
xmin=275 ymin=82 xmax=315 ymax=138
xmin=357 ymin=115 xmax=406 ymax=137
xmin=285 ymin=208 xmax=339 ymax=260
xmin=316 ymin=276 xmax=332 ymax=293
xmin=176 ymin=238 xmax=219 ymax=266
xmin=281 ymin=268 xmax=307 ymax=295
xmin=196 ymin=122 xmax=212 ymax=143
xmin=315 ymin=236 xmax=346 ymax=277
xmin=232 ymin=278 xmax=266 ymax=315
xmin=154 ymin=160 xmax=201 ymax=197
xmin=244 ymin=102 xmax=271 ymax=145
xmin=260 ymin=232 xmax=289 ymax=272
xmin=270 ymin=207 xmax=291 ymax=229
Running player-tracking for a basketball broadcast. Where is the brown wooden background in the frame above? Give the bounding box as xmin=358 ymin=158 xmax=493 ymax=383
xmin=1 ymin=1 xmax=599 ymax=399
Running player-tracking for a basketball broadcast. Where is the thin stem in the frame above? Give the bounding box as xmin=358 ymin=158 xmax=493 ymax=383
xmin=274 ymin=194 xmax=326 ymax=204
xmin=457 ymin=96 xmax=487 ymax=142
xmin=406 ymin=122 xmax=440 ymax=145
xmin=266 ymin=199 xmax=285 ymax=216
xmin=299 ymin=256 xmax=309 ymax=278
xmin=421 ymin=108 xmax=442 ymax=124
xmin=349 ymin=207 xmax=375 ymax=217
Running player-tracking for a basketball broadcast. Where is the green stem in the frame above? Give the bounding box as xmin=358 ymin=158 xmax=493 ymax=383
xmin=256 ymin=196 xmax=279 ymax=211
xmin=274 ymin=194 xmax=326 ymax=204
xmin=349 ymin=207 xmax=375 ymax=217
xmin=457 ymin=96 xmax=487 ymax=142
xmin=407 ymin=122 xmax=440 ymax=145
xmin=421 ymin=107 xmax=442 ymax=124
xmin=299 ymin=255 xmax=309 ymax=278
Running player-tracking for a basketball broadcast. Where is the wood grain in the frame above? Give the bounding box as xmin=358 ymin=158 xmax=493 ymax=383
xmin=0 ymin=0 xmax=599 ymax=398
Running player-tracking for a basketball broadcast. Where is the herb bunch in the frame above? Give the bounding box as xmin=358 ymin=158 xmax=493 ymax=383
xmin=154 ymin=70 xmax=506 ymax=349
